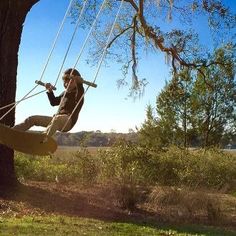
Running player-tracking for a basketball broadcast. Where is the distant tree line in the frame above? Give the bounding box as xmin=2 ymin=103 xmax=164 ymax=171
xmin=54 ymin=131 xmax=138 ymax=147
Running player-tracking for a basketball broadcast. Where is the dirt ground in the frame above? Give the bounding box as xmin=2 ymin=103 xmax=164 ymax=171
xmin=0 ymin=181 xmax=150 ymax=222
xmin=0 ymin=181 xmax=235 ymax=230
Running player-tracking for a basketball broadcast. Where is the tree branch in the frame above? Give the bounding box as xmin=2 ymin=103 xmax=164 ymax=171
xmin=131 ymin=15 xmax=138 ymax=88
xmin=138 ymin=0 xmax=144 ymax=17
xmin=135 ymin=2 xmax=232 ymax=90
xmin=122 ymin=0 xmax=138 ymax=12
xmin=106 ymin=26 xmax=133 ymax=49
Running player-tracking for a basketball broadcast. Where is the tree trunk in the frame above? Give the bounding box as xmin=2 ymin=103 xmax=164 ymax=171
xmin=0 ymin=0 xmax=39 ymax=188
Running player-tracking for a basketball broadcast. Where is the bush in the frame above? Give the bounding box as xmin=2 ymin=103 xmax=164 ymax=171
xmin=150 ymin=146 xmax=236 ymax=189
xmin=72 ymin=148 xmax=100 ymax=185
xmin=97 ymin=144 xmax=236 ymax=190
xmin=14 ymin=149 xmax=100 ymax=185
xmin=15 ymin=154 xmax=74 ymax=182
xmin=15 ymin=144 xmax=236 ymax=209
xmin=97 ymin=140 xmax=155 ymax=185
xmin=97 ymin=140 xmax=156 ymax=209
xmin=148 ymin=186 xmax=223 ymax=223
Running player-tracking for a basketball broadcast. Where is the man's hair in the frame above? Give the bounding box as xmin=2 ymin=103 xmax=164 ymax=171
xmin=64 ymin=68 xmax=81 ymax=77
xmin=63 ymin=68 xmax=84 ymax=100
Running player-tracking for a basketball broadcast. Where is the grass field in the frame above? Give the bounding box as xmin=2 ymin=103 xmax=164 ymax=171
xmin=1 ymin=215 xmax=236 ymax=236
xmin=0 ymin=180 xmax=235 ymax=236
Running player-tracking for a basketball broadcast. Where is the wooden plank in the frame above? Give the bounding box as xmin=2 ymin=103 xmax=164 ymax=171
xmin=0 ymin=123 xmax=57 ymax=155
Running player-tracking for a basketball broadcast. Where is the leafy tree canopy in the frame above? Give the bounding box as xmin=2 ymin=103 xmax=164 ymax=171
xmin=71 ymin=0 xmax=236 ymax=94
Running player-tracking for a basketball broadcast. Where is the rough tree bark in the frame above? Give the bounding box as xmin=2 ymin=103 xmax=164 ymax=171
xmin=0 ymin=0 xmax=39 ymax=188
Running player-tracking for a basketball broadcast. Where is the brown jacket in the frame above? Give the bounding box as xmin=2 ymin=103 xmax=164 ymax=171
xmin=47 ymin=85 xmax=84 ymax=129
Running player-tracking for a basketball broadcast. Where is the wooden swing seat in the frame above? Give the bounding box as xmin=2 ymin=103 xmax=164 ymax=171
xmin=0 ymin=123 xmax=57 ymax=156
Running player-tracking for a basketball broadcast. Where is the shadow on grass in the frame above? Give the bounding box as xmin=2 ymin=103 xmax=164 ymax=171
xmin=0 ymin=182 xmax=235 ymax=236
xmin=0 ymin=182 xmax=145 ymax=221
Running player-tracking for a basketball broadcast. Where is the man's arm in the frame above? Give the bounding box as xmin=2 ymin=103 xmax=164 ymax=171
xmin=45 ymin=82 xmax=62 ymax=106
xmin=46 ymin=91 xmax=62 ymax=106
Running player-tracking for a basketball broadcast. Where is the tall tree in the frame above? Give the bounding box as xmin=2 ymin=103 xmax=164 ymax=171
xmin=139 ymin=46 xmax=236 ymax=148
xmin=0 ymin=0 xmax=39 ymax=188
xmin=191 ymin=46 xmax=236 ymax=147
xmin=157 ymin=68 xmax=194 ymax=147
xmin=140 ymin=70 xmax=194 ymax=148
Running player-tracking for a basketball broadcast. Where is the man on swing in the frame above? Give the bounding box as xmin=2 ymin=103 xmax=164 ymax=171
xmin=13 ymin=68 xmax=84 ymax=136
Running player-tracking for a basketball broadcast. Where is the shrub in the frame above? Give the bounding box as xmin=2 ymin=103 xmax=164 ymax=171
xmin=148 ymin=186 xmax=223 ymax=223
xmin=72 ymin=148 xmax=100 ymax=185
xmin=15 ymin=154 xmax=73 ymax=182
xmin=151 ymin=146 xmax=236 ymax=189
xmin=14 ymin=149 xmax=100 ymax=185
xmin=97 ymin=144 xmax=236 ymax=190
xmin=15 ymin=143 xmax=236 ymax=206
xmin=97 ymin=140 xmax=155 ymax=209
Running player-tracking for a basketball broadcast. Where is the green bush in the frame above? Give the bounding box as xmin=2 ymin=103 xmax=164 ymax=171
xmin=96 ymin=144 xmax=236 ymax=209
xmin=150 ymin=146 xmax=236 ymax=189
xmin=14 ymin=149 xmax=100 ymax=185
xmin=97 ymin=140 xmax=154 ymax=185
xmin=97 ymin=140 xmax=157 ymax=209
xmin=14 ymin=144 xmax=236 ymax=211
xmin=15 ymin=144 xmax=236 ymax=191
xmin=15 ymin=154 xmax=73 ymax=182
xmin=72 ymin=148 xmax=100 ymax=185
xmin=97 ymin=144 xmax=236 ymax=190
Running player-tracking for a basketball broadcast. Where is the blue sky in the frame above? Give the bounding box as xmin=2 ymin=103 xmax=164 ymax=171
xmin=16 ymin=0 xmax=235 ymax=133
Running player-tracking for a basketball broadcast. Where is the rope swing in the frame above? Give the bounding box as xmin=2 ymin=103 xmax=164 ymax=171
xmin=0 ymin=0 xmax=74 ymax=121
xmin=0 ymin=0 xmax=125 ymax=137
xmin=48 ymin=0 xmax=125 ymax=135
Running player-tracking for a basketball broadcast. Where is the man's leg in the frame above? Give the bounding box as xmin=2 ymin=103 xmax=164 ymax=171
xmin=13 ymin=115 xmax=52 ymax=131
xmin=45 ymin=114 xmax=72 ymax=136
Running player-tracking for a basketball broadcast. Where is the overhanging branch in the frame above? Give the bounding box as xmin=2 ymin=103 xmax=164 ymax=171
xmin=107 ymin=26 xmax=133 ymax=49
xmin=131 ymin=15 xmax=138 ymax=88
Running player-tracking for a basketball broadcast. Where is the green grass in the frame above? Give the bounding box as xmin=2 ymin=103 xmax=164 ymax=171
xmin=0 ymin=215 xmax=235 ymax=236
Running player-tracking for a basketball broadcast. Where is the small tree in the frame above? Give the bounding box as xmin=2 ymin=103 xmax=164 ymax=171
xmin=138 ymin=104 xmax=162 ymax=149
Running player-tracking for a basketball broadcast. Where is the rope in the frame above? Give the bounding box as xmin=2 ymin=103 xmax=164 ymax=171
xmin=60 ymin=0 xmax=125 ymax=132
xmin=0 ymin=84 xmax=39 ymax=121
xmin=38 ymin=0 xmax=74 ymax=83
xmin=46 ymin=0 xmax=109 ymax=136
xmin=0 ymin=90 xmax=46 ymax=111
xmin=72 ymin=0 xmax=108 ymax=70
xmin=0 ymin=0 xmax=74 ymax=121
xmin=53 ymin=0 xmax=89 ymax=87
